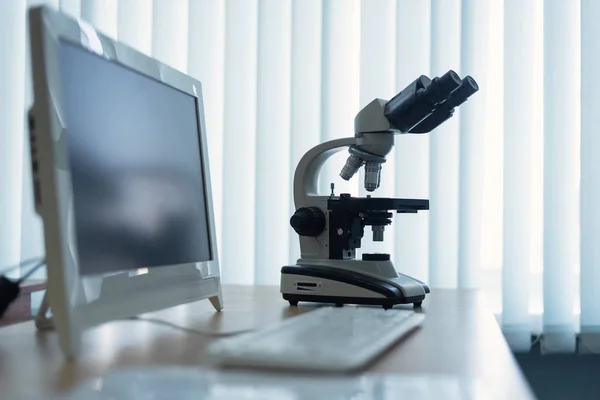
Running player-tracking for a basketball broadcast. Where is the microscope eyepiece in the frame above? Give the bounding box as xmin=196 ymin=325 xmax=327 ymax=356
xmin=465 ymin=75 xmax=479 ymax=91
xmin=383 ymin=70 xmax=478 ymax=134
xmin=442 ymin=76 xmax=478 ymax=109
xmin=383 ymin=75 xmax=432 ymax=132
xmin=439 ymin=70 xmax=462 ymax=92
xmin=422 ymin=70 xmax=462 ymax=104
xmin=408 ymin=75 xmax=479 ymax=133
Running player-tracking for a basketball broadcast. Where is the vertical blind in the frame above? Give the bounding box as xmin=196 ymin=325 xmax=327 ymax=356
xmin=543 ymin=0 xmax=580 ymax=354
xmin=429 ymin=0 xmax=460 ymax=289
xmin=503 ymin=0 xmax=537 ymax=352
xmin=393 ymin=0 xmax=430 ymax=284
xmin=0 ymin=0 xmax=596 ymax=353
xmin=580 ymin=0 xmax=600 ymax=354
xmin=1 ymin=0 xmax=27 ymax=281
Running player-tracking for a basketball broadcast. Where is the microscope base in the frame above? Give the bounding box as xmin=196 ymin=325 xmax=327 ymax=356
xmin=280 ymin=265 xmax=428 ymax=309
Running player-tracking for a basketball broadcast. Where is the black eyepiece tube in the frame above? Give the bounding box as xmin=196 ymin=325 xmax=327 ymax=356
xmin=383 ymin=75 xmax=433 ymax=132
xmin=422 ymin=70 xmax=462 ymax=104
xmin=436 ymin=70 xmax=462 ymax=95
xmin=384 ymin=72 xmax=478 ymax=133
xmin=443 ymin=76 xmax=479 ymax=108
xmin=408 ymin=75 xmax=479 ymax=133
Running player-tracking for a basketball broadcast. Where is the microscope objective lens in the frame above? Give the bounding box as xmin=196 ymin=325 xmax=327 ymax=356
xmin=364 ymin=161 xmax=382 ymax=192
xmin=340 ymin=154 xmax=363 ymax=181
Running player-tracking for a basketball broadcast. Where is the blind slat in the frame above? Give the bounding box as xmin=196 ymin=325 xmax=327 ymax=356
xmin=254 ymin=0 xmax=292 ymax=284
xmin=502 ymin=0 xmax=535 ymax=343
xmin=289 ymin=0 xmax=322 ymax=264
xmin=0 ymin=0 xmax=27 ymax=277
xmin=580 ymin=0 xmax=600 ymax=349
xmin=458 ymin=0 xmax=489 ymax=289
xmin=357 ymin=0 xmax=396 ymax=258
xmin=428 ymin=0 xmax=460 ymax=288
xmin=320 ymin=0 xmax=360 ymax=196
xmin=394 ymin=0 xmax=431 ymax=284
xmin=543 ymin=0 xmax=580 ymax=353
xmin=221 ymin=0 xmax=258 ymax=283
xmin=59 ymin=0 xmax=80 ymax=18
xmin=151 ymin=0 xmax=189 ymax=73
xmin=118 ymin=0 xmax=153 ymax=56
xmin=187 ymin=0 xmax=226 ymax=265
xmin=81 ymin=0 xmax=118 ymax=38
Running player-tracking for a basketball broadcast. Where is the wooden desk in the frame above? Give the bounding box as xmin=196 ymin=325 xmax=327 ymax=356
xmin=0 ymin=285 xmax=535 ymax=399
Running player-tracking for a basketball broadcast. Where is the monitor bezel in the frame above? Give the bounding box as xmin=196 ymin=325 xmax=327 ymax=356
xmin=28 ymin=5 xmax=222 ymax=358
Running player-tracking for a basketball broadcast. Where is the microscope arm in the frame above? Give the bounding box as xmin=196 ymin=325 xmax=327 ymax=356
xmin=293 ymin=137 xmax=356 ymax=208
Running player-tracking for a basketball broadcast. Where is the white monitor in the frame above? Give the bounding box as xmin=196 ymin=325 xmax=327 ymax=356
xmin=27 ymin=5 xmax=222 ymax=358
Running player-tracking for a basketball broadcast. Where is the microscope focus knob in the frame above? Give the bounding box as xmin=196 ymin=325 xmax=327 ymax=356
xmin=290 ymin=207 xmax=326 ymax=237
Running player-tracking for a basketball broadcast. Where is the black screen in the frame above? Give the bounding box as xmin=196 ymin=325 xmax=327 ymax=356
xmin=59 ymin=41 xmax=212 ymax=275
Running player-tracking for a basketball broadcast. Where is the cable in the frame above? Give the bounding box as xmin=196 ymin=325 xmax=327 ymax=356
xmin=531 ymin=334 xmax=542 ymax=349
xmin=0 ymin=258 xmax=46 ymax=318
xmin=17 ymin=258 xmax=46 ymax=283
xmin=0 ymin=256 xmax=45 ymax=276
xmin=125 ymin=316 xmax=254 ymax=338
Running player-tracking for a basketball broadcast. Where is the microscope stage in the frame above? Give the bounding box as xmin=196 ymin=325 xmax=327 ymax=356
xmin=328 ymin=195 xmax=429 ymax=214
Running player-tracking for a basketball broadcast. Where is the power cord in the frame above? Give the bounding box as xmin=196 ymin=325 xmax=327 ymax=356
xmin=17 ymin=258 xmax=46 ymax=283
xmin=0 ymin=258 xmax=46 ymax=318
xmin=125 ymin=316 xmax=254 ymax=338
xmin=0 ymin=256 xmax=45 ymax=277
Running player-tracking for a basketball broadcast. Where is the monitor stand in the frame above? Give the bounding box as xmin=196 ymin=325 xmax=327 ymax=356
xmin=34 ymin=288 xmax=223 ymax=331
xmin=34 ymin=265 xmax=223 ymax=358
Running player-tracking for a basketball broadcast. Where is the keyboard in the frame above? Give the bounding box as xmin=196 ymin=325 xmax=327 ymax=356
xmin=206 ymin=306 xmax=425 ymax=372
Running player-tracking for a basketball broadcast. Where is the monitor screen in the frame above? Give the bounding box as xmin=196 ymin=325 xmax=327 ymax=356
xmin=58 ymin=40 xmax=212 ymax=276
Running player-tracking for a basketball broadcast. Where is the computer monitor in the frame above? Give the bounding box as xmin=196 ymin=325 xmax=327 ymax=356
xmin=27 ymin=5 xmax=222 ymax=358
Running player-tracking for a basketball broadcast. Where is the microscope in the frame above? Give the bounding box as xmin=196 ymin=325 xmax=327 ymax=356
xmin=281 ymin=70 xmax=478 ymax=309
